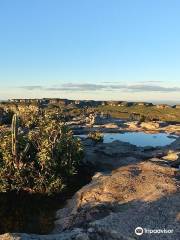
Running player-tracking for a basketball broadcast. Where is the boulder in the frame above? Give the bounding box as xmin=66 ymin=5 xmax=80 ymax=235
xmin=162 ymin=150 xmax=180 ymax=161
xmin=102 ymin=123 xmax=119 ymax=129
xmin=140 ymin=122 xmax=160 ymax=130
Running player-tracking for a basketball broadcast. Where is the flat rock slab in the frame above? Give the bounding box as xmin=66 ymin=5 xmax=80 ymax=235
xmin=52 ymin=162 xmax=180 ymax=240
xmin=83 ymin=140 xmax=157 ymax=171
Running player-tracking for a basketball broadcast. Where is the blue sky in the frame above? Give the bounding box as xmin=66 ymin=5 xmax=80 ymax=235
xmin=0 ymin=0 xmax=180 ymax=102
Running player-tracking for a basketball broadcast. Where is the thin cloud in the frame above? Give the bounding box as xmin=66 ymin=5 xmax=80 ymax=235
xmin=136 ymin=80 xmax=164 ymax=84
xmin=123 ymin=84 xmax=180 ymax=92
xmin=19 ymin=84 xmax=180 ymax=92
xmin=20 ymin=86 xmax=44 ymax=90
xmin=103 ymin=80 xmax=164 ymax=84
xmin=61 ymin=83 xmax=108 ymax=91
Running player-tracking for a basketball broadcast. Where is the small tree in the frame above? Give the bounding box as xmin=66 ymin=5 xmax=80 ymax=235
xmin=88 ymin=131 xmax=104 ymax=143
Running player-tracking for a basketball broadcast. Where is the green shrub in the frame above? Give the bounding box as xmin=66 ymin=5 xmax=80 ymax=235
xmin=88 ymin=131 xmax=103 ymax=143
xmin=0 ymin=114 xmax=83 ymax=194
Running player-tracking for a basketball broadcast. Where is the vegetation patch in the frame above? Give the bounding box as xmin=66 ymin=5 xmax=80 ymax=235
xmin=96 ymin=105 xmax=180 ymax=122
xmin=88 ymin=131 xmax=104 ymax=143
xmin=0 ymin=113 xmax=83 ymax=194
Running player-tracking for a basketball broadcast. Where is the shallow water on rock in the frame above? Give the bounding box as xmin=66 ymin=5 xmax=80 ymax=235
xmin=76 ymin=132 xmax=178 ymax=147
xmin=103 ymin=132 xmax=177 ymax=147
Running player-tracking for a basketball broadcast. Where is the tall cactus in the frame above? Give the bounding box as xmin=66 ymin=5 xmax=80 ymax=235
xmin=12 ymin=114 xmax=18 ymax=164
xmin=11 ymin=114 xmax=30 ymax=168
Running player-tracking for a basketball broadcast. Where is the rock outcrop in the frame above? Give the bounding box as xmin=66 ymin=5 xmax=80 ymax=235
xmin=53 ymin=162 xmax=180 ymax=240
xmin=82 ymin=140 xmax=159 ymax=171
xmin=1 ymin=137 xmax=180 ymax=240
xmin=124 ymin=121 xmax=180 ymax=135
xmin=140 ymin=122 xmax=160 ymax=130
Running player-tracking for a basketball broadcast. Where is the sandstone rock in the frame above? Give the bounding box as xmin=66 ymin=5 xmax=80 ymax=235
xmin=83 ymin=140 xmax=158 ymax=171
xmin=122 ymin=121 xmax=180 ymax=135
xmin=163 ymin=125 xmax=180 ymax=135
xmin=83 ymin=140 xmax=139 ymax=170
xmin=162 ymin=150 xmax=180 ymax=161
xmin=102 ymin=123 xmax=119 ymax=129
xmin=125 ymin=122 xmax=139 ymax=130
xmin=53 ymin=162 xmax=180 ymax=240
xmin=140 ymin=122 xmax=160 ymax=130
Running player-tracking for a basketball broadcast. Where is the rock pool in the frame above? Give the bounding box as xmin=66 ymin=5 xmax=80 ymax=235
xmin=76 ymin=132 xmax=178 ymax=147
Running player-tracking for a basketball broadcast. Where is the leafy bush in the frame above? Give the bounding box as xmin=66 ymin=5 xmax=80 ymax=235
xmin=0 ymin=114 xmax=83 ymax=194
xmin=88 ymin=131 xmax=103 ymax=143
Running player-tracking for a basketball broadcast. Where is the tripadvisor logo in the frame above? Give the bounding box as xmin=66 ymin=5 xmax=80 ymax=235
xmin=135 ymin=227 xmax=144 ymax=236
xmin=135 ymin=227 xmax=174 ymax=236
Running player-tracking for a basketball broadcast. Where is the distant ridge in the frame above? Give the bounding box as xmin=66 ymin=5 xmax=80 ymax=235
xmin=5 ymin=98 xmax=180 ymax=106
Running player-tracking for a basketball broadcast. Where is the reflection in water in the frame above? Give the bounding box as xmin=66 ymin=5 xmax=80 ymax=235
xmin=103 ymin=132 xmax=177 ymax=147
xmin=76 ymin=132 xmax=177 ymax=147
